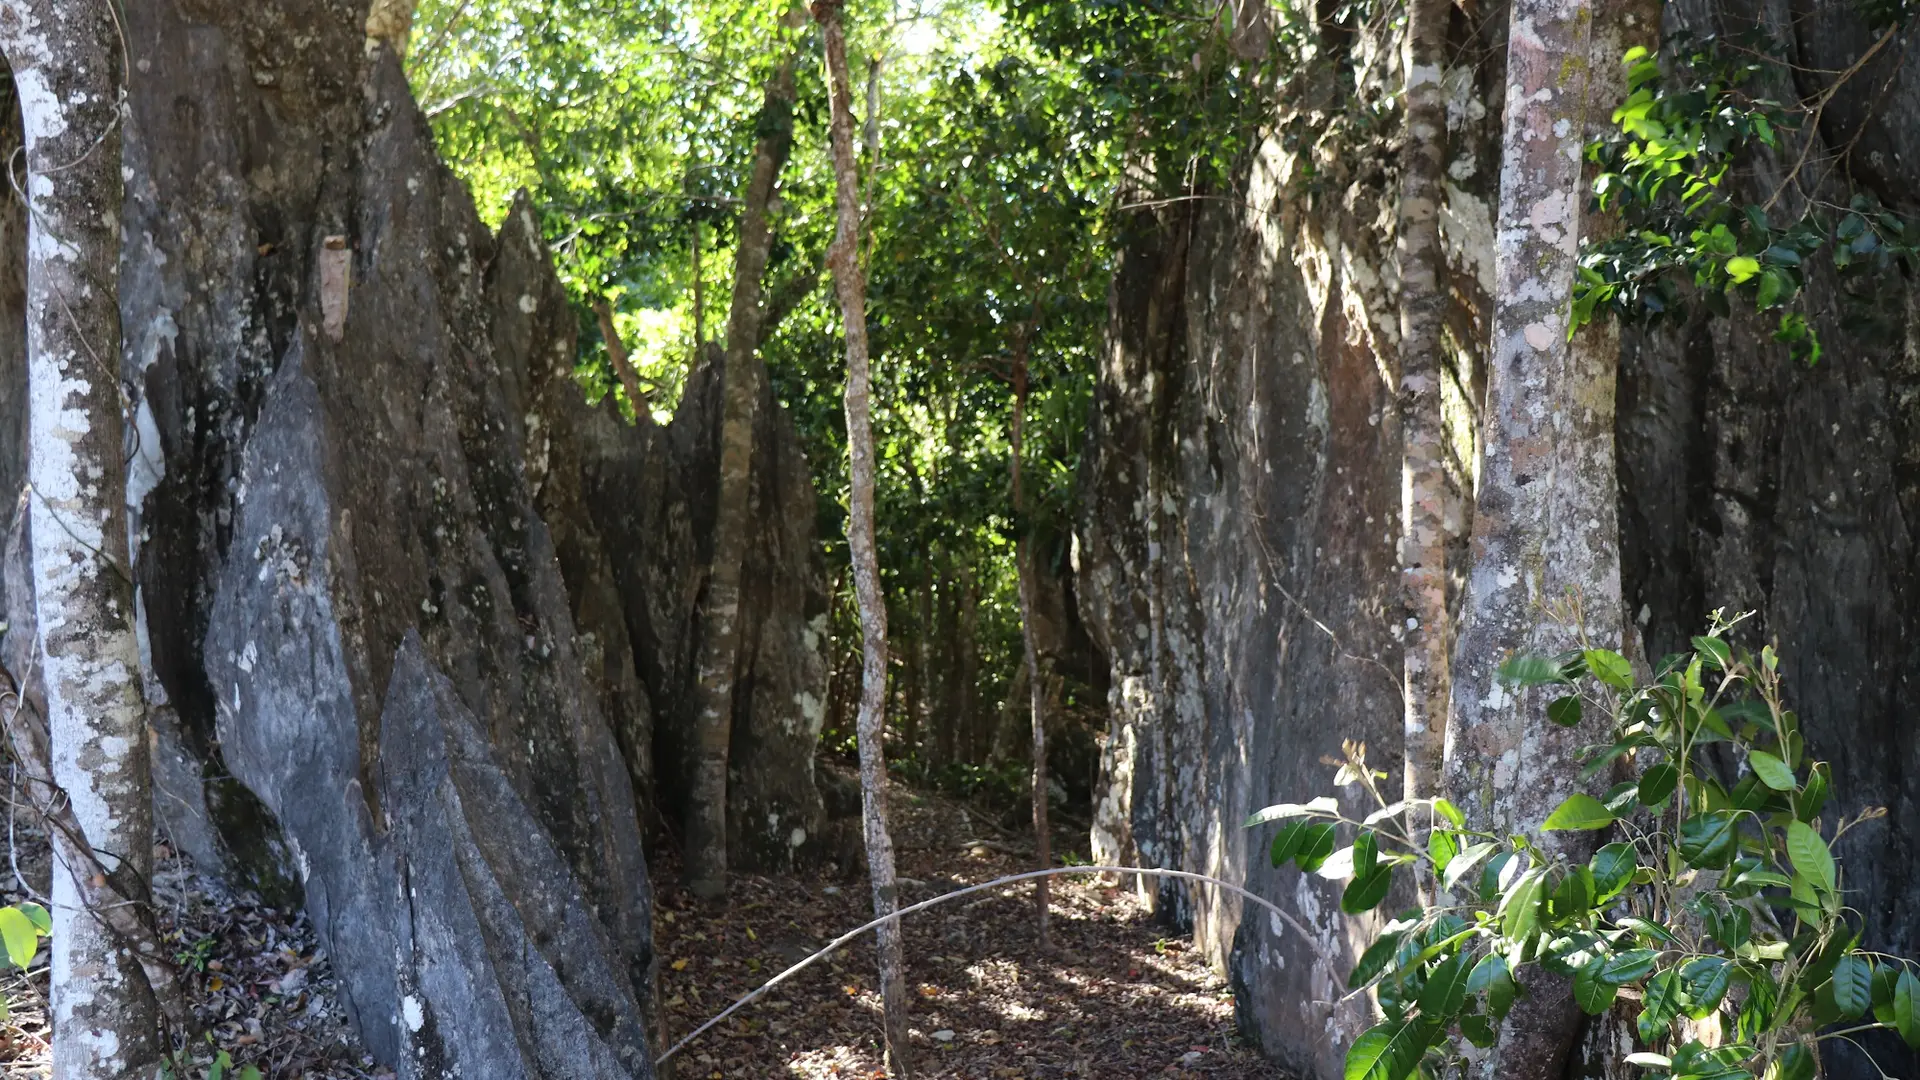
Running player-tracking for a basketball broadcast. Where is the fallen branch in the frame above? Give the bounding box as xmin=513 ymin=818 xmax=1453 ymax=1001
xmin=655 ymin=864 xmax=1335 ymax=1066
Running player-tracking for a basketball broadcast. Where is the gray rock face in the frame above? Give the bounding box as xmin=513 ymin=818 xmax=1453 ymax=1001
xmin=535 ymin=341 xmax=829 ymax=870
xmin=0 ymin=0 xmax=819 ymax=1073
xmin=0 ymin=1 xmax=829 ymax=1072
xmin=1078 ymin=4 xmax=1920 ymax=1080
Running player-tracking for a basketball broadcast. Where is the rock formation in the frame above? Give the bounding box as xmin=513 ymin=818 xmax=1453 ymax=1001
xmin=1077 ymin=3 xmax=1920 ymax=1079
xmin=0 ymin=0 xmax=827 ymax=1073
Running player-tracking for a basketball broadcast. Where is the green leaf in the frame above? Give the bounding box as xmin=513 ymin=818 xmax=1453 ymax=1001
xmin=1584 ymin=649 xmax=1634 ymax=690
xmin=0 ymin=908 xmax=38 ymax=970
xmin=1894 ymin=968 xmax=1920 ymax=1049
xmin=1352 ymin=830 xmax=1379 ymax=879
xmin=1469 ymin=953 xmax=1517 ymax=1019
xmin=1603 ymin=781 xmax=1641 ymax=815
xmin=1550 ymin=866 xmax=1596 ymax=919
xmin=1678 ymin=812 xmax=1737 ymax=868
xmin=1428 ymin=828 xmax=1458 ymax=871
xmin=210 ymin=1052 xmax=230 ymax=1080
xmin=1590 ymin=842 xmax=1637 ymax=904
xmin=1638 ymin=762 xmax=1680 ymax=807
xmin=1574 ymin=957 xmax=1618 ymax=1014
xmin=1766 ymin=1044 xmax=1814 ymax=1080
xmin=1740 ymin=967 xmax=1780 ymax=1041
xmin=1600 ymin=948 xmax=1659 ymax=986
xmin=1624 ymin=1053 xmax=1672 ymax=1070
xmin=1500 ymin=654 xmax=1569 ymax=687
xmin=1617 ymin=915 xmax=1678 ymax=946
xmin=1350 ymin=932 xmax=1407 ymax=989
xmin=1344 ymin=868 xmax=1394 ymax=914
xmin=1798 ymin=762 xmax=1831 ymax=822
xmin=1295 ymin=823 xmax=1340 ymax=872
xmin=1747 ymin=750 xmax=1796 ymax=792
xmin=1443 ymin=843 xmax=1497 ymax=893
xmin=1547 ymin=695 xmax=1584 ymax=728
xmin=1873 ymin=962 xmax=1900 ymax=1024
xmin=1691 ymin=635 xmax=1732 ymax=669
xmin=1785 ymin=821 xmax=1834 ymax=893
xmin=1681 ymin=957 xmax=1732 ymax=1017
xmin=1344 ymin=1019 xmax=1435 ymax=1080
xmin=1432 ymin=798 xmax=1465 ymax=828
xmin=1419 ymin=952 xmax=1473 ymax=1018
xmin=239 ymin=1068 xmax=263 ymax=1080
xmin=1638 ymin=968 xmax=1682 ymax=1043
xmin=1271 ymin=819 xmax=1310 ymax=868
xmin=1247 ymin=796 xmax=1340 ymax=827
xmin=1726 ymin=255 xmax=1761 ymax=283
xmin=17 ymin=903 xmax=48 ymax=934
xmin=1459 ymin=1012 xmax=1496 ymax=1048
xmin=1829 ymin=955 xmax=1871 ymax=1019
xmin=1542 ymin=794 xmax=1615 ymax=832
xmin=1501 ymin=868 xmax=1547 ymax=943
xmin=1755 ymin=268 xmax=1786 ymax=309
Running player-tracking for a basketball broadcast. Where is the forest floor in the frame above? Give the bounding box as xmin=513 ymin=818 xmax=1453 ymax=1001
xmin=651 ymin=765 xmax=1288 ymax=1079
xmin=0 ymin=767 xmax=1288 ymax=1080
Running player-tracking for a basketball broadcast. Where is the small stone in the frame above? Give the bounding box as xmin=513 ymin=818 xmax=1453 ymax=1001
xmin=932 ymin=1029 xmax=955 ymax=1043
xmin=1179 ymin=1050 xmax=1204 ymax=1066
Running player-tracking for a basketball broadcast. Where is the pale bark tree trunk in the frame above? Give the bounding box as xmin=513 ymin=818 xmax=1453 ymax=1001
xmin=817 ymin=3 xmax=912 ymax=1074
xmin=1443 ymin=3 xmax=1649 ymax=1078
xmin=0 ymin=2 xmax=165 ymax=1073
xmin=1009 ymin=330 xmax=1052 ymax=948
xmin=684 ymin=51 xmax=798 ymax=901
xmin=1395 ymin=0 xmax=1456 ymax=820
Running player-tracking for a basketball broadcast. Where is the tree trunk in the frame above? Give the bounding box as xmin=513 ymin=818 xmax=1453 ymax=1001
xmin=0 ymin=3 xmax=164 ymax=1073
xmin=930 ymin=548 xmax=957 ymax=769
xmin=684 ymin=51 xmax=798 ymax=901
xmin=816 ymin=3 xmax=911 ymax=1074
xmin=1442 ymin=3 xmax=1634 ymax=1078
xmin=595 ymin=298 xmax=647 ymax=415
xmin=1009 ymin=331 xmax=1052 ymax=947
xmin=1394 ymin=0 xmax=1457 ymax=824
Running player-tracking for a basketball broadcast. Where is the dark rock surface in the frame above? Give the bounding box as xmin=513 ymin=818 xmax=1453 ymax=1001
xmin=1076 ymin=4 xmax=1920 ymax=1079
xmin=0 ymin=0 xmax=820 ymax=1073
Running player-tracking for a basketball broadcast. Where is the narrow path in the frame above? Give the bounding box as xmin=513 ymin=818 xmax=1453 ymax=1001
xmin=654 ymin=781 xmax=1290 ymax=1079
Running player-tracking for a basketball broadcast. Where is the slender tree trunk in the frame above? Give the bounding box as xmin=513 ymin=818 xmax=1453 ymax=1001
xmin=0 ymin=3 xmax=165 ymax=1073
xmin=692 ymin=217 xmax=706 ymax=348
xmin=816 ymin=4 xmax=911 ymax=1074
xmin=1009 ymin=331 xmax=1052 ymax=948
xmin=593 ymin=298 xmax=647 ymax=415
xmin=956 ymin=564 xmax=981 ymax=760
xmin=1396 ymin=0 xmax=1455 ymax=822
xmin=1442 ymin=3 xmax=1644 ymax=1077
xmin=931 ymin=548 xmax=956 ymax=769
xmin=683 ymin=51 xmax=798 ymax=900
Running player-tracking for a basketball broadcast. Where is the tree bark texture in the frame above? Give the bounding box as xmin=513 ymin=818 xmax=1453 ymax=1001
xmin=1441 ymin=3 xmax=1631 ymax=1074
xmin=1009 ymin=331 xmax=1053 ymax=948
xmin=1394 ymin=0 xmax=1458 ymax=815
xmin=684 ymin=51 xmax=798 ymax=900
xmin=817 ymin=3 xmax=911 ymax=1074
xmin=0 ymin=3 xmax=163 ymax=1073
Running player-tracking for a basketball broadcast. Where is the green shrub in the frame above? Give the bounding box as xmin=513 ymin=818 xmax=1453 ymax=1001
xmin=1249 ymin=611 xmax=1916 ymax=1080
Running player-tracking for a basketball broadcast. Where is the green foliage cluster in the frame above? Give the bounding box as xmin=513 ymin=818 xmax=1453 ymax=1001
xmin=1250 ymin=613 xmax=1914 ymax=1080
xmin=1574 ymin=28 xmax=1918 ymax=365
xmin=409 ymin=0 xmax=819 ymax=416
xmin=0 ymin=901 xmax=48 ymax=1021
